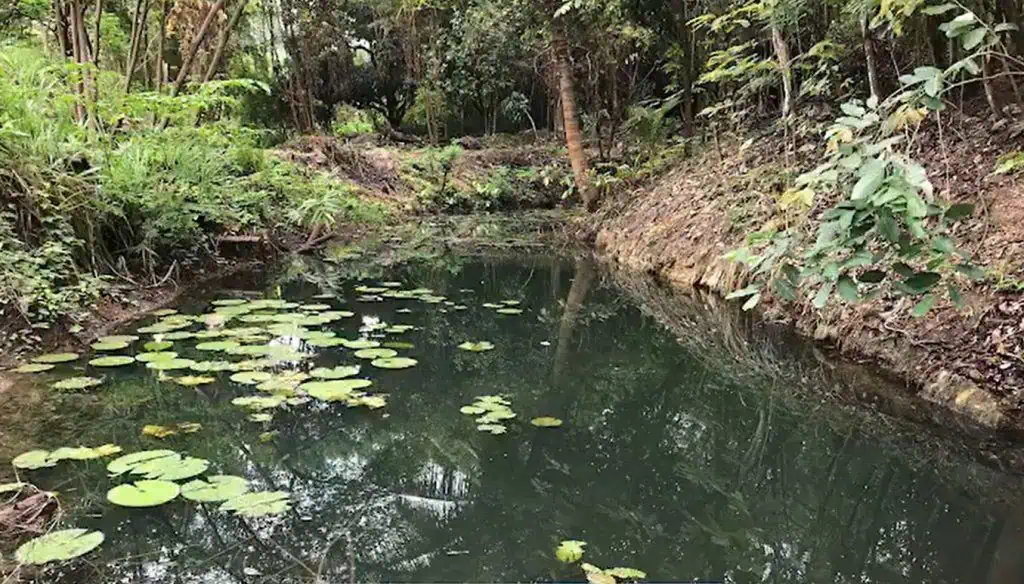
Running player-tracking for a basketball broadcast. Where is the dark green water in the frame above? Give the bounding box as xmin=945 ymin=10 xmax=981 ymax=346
xmin=2 ymin=254 xmax=1022 ymax=583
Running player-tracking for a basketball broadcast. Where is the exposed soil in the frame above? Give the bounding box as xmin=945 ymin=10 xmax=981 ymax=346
xmin=585 ymin=104 xmax=1024 ymax=433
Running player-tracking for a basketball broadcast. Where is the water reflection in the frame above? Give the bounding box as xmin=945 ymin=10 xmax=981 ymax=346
xmin=2 ymin=255 xmax=1022 ymax=583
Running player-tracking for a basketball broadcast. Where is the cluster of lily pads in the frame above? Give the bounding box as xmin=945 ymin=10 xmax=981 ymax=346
xmin=5 ymin=281 xmax=538 ymax=567
xmin=554 ymin=540 xmax=647 ymax=583
xmin=458 ymin=395 xmax=565 ymax=434
xmin=8 ymin=446 xmax=291 ymax=565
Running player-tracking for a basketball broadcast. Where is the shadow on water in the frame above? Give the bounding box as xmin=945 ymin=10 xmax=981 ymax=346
xmin=3 ymin=252 xmax=1024 ymax=583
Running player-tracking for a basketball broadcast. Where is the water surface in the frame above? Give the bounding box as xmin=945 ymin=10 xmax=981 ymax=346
xmin=2 ymin=254 xmax=1021 ymax=583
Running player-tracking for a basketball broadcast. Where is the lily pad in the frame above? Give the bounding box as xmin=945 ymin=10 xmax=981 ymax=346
xmin=146 ymin=358 xmax=196 ymax=371
xmin=32 ymin=352 xmax=79 ymax=364
xmin=343 ymin=339 xmax=380 ymax=350
xmin=501 ymin=300 xmax=521 ymax=306
xmin=302 ymin=379 xmax=373 ymax=402
xmin=230 ymin=371 xmax=273 ymax=385
xmin=370 ymin=357 xmax=418 ymax=370
xmin=195 ymin=341 xmax=240 ymax=352
xmin=107 ymin=450 xmax=178 ymax=476
xmin=249 ymin=413 xmax=273 ymax=423
xmin=211 ymin=299 xmax=248 ymax=306
xmin=15 ymin=529 xmax=104 ymax=564
xmin=152 ymin=309 xmax=178 ymax=317
xmin=91 ymin=340 xmax=130 ymax=351
xmin=482 ymin=303 xmax=504 ymax=309
xmin=353 ymin=348 xmax=398 ymax=360
xmin=530 ymin=417 xmax=564 ymax=428
xmin=496 ymin=308 xmax=524 ymax=315
xmin=220 ymin=491 xmax=291 ymax=517
xmin=53 ymin=376 xmax=102 ymax=391
xmin=98 ymin=335 xmax=139 ymax=344
xmin=556 ymin=540 xmax=587 ymax=563
xmin=458 ymin=341 xmax=495 ymax=352
xmin=190 ymin=360 xmax=234 ymax=372
xmin=309 ymin=366 xmax=360 ymax=379
xmin=350 ymin=394 xmax=388 ymax=409
xmin=181 ymin=475 xmax=250 ymax=503
xmin=300 ymin=303 xmax=331 ymax=311
xmin=232 ymin=395 xmax=286 ymax=411
xmin=12 ymin=450 xmax=55 ymax=470
xmin=107 ymin=480 xmax=180 ymax=507
xmin=161 ymin=331 xmax=195 ymax=341
xmin=89 ymin=356 xmax=135 ymax=368
xmin=47 ymin=444 xmax=121 ymax=462
xmin=0 ymin=482 xmax=28 ymax=494
xmin=11 ymin=363 xmax=55 ymax=373
xmin=477 ymin=424 xmax=507 ymax=435
xmin=306 ymin=337 xmax=348 ymax=348
xmin=383 ymin=342 xmax=415 ymax=350
xmin=135 ymin=351 xmax=178 ymax=363
xmin=460 ymin=405 xmax=486 ymax=415
xmin=142 ymin=425 xmax=177 ymax=439
xmin=144 ymin=341 xmax=173 ymax=352
xmin=174 ymin=375 xmax=216 ymax=387
xmin=132 ymin=454 xmax=209 ymax=481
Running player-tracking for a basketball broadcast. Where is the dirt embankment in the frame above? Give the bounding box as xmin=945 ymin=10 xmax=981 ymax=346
xmin=585 ymin=111 xmax=1024 ymax=433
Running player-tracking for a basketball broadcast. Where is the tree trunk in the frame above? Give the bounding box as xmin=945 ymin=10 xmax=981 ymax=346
xmin=551 ymin=28 xmax=592 ymax=209
xmin=202 ymin=0 xmax=247 ymax=82
xmin=861 ymin=11 xmax=882 ymax=102
xmin=996 ymin=0 xmax=1024 ymax=54
xmin=982 ymin=54 xmax=1005 ymax=118
xmin=925 ymin=14 xmax=947 ymax=68
xmin=54 ymin=0 xmax=70 ymax=57
xmin=69 ymin=0 xmax=86 ymax=121
xmin=169 ymin=0 xmax=226 ymax=97
xmin=770 ymin=22 xmax=795 ymax=117
xmin=154 ymin=0 xmax=169 ymax=92
xmin=122 ymin=0 xmax=148 ymax=92
xmin=92 ymin=0 xmax=102 ymax=65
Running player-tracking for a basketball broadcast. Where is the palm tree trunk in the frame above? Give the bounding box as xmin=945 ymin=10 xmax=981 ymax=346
xmin=169 ymin=0 xmax=226 ymax=97
xmin=202 ymin=0 xmax=248 ymax=82
xmin=770 ymin=22 xmax=794 ymax=117
xmin=551 ymin=28 xmax=592 ymax=209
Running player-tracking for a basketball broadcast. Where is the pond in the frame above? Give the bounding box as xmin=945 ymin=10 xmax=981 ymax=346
xmin=2 ymin=253 xmax=1022 ymax=583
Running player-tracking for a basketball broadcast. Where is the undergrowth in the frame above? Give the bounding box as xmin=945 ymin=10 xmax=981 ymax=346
xmin=0 ymin=44 xmax=385 ymax=333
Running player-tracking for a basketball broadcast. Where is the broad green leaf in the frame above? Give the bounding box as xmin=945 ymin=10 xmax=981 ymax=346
xmin=961 ymin=27 xmax=987 ymax=50
xmin=107 ymin=480 xmax=180 ymax=507
xmin=371 ymin=357 xmax=418 ymax=369
xmin=15 ymin=529 xmax=104 ymax=564
xmin=181 ymin=475 xmax=250 ymax=503
xmin=912 ymin=294 xmax=937 ymax=317
xmin=97 ymin=335 xmax=138 ymax=344
xmin=230 ymin=371 xmax=273 ymax=385
xmin=813 ymin=281 xmax=834 ymax=309
xmin=852 ymin=159 xmax=885 ymax=200
xmin=945 ymin=203 xmax=974 ymax=221
xmin=903 ymin=272 xmax=941 ymax=293
xmin=837 ymin=276 xmax=859 ymax=302
xmin=353 ymin=348 xmax=398 ymax=360
xmin=146 ymin=359 xmax=196 ymax=371
xmin=948 ymin=284 xmax=965 ymax=309
xmin=605 ymin=567 xmax=648 ymax=579
xmin=343 ymin=339 xmax=381 ymax=350
xmin=136 ymin=351 xmax=178 ymax=363
xmin=32 ymin=353 xmax=79 ymax=364
xmin=107 ymin=450 xmax=178 ymax=476
xmin=955 ymin=263 xmax=986 ymax=280
xmin=219 ymin=491 xmax=291 ymax=517
xmin=858 ymin=270 xmax=887 ymax=283
xmin=89 ymin=356 xmax=135 ymax=368
xmin=309 ymin=366 xmax=360 ymax=379
xmin=458 ymin=341 xmax=495 ymax=352
xmin=556 ymin=540 xmax=586 ymax=563
xmin=496 ymin=308 xmax=524 ymax=315
xmin=302 ymin=379 xmax=373 ymax=401
xmin=13 ymin=450 xmax=55 ymax=470
xmin=91 ymin=340 xmax=130 ymax=351
xmin=921 ymin=3 xmax=957 ymax=15
xmin=530 ymin=417 xmax=564 ymax=427
xmin=741 ymin=293 xmax=760 ymax=311
xmin=11 ymin=363 xmax=55 ymax=373
xmin=53 ymin=376 xmax=102 ymax=391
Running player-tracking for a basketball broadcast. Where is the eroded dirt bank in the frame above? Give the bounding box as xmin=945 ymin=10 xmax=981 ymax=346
xmin=585 ymin=114 xmax=1024 ymax=433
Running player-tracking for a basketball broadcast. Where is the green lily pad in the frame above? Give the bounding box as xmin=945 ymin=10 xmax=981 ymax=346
xmin=211 ymin=299 xmax=248 ymax=306
xmin=0 ymin=482 xmax=28 ymax=494
xmin=350 ymin=394 xmax=388 ymax=409
xmin=152 ymin=309 xmax=178 ymax=317
xmin=306 ymin=337 xmax=348 ymax=348
xmin=482 ymin=303 xmax=504 ymax=309
xmin=344 ymin=339 xmax=380 ymax=350
xmin=220 ymin=491 xmax=291 ymax=517
xmin=249 ymin=413 xmax=273 ymax=423
xmin=12 ymin=450 xmax=55 ymax=470
xmin=458 ymin=341 xmax=494 ymax=352
xmin=161 ymin=331 xmax=195 ymax=340
xmin=370 ymin=357 xmax=418 ymax=370
xmin=300 ymin=303 xmax=331 ymax=311
xmin=383 ymin=341 xmax=415 ymax=350
xmin=11 ymin=363 xmax=55 ymax=373
xmin=310 ymin=366 xmax=361 ymax=379
xmin=230 ymin=371 xmax=273 ymax=385
xmin=135 ymin=351 xmax=178 ymax=363
xmin=91 ymin=341 xmax=130 ymax=351
xmin=496 ymin=308 xmax=524 ymax=315
xmin=174 ymin=375 xmax=216 ymax=386
xmin=181 ymin=475 xmax=250 ymax=503
xmin=232 ymin=395 xmax=286 ymax=411
xmin=107 ymin=480 xmax=180 ymax=507
xmin=98 ymin=335 xmax=139 ymax=344
xmin=47 ymin=444 xmax=121 ymax=462
xmin=556 ymin=540 xmax=587 ymax=563
xmin=89 ymin=356 xmax=135 ymax=368
xmin=146 ymin=358 xmax=196 ymax=371
xmin=501 ymin=300 xmax=521 ymax=306
xmin=15 ymin=529 xmax=104 ymax=564
xmin=195 ymin=341 xmax=240 ymax=352
xmin=130 ymin=454 xmax=209 ymax=481
xmin=223 ymin=327 xmax=267 ymax=337
xmin=32 ymin=352 xmax=79 ymax=364
xmin=143 ymin=341 xmax=173 ymax=352
xmin=302 ymin=379 xmax=373 ymax=401
xmin=190 ymin=360 xmax=234 ymax=372
xmin=107 ymin=450 xmax=178 ymax=476
xmin=531 ymin=417 xmax=564 ymax=427
xmin=460 ymin=405 xmax=486 ymax=415
xmin=53 ymin=376 xmax=102 ymax=391
xmin=353 ymin=348 xmax=398 ymax=360
xmin=477 ymin=424 xmax=507 ymax=435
